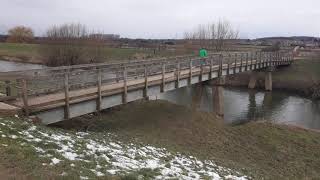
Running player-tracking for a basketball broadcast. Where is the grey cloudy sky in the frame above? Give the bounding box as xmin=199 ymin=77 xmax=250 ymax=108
xmin=1 ymin=0 xmax=319 ymax=39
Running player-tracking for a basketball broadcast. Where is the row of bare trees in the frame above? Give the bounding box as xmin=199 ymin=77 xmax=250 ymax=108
xmin=184 ymin=19 xmax=239 ymax=51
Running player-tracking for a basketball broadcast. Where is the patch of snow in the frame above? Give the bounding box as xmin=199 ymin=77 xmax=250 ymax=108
xmin=61 ymin=151 xmax=78 ymax=161
xmin=80 ymin=176 xmax=89 ymax=180
xmin=51 ymin=158 xmax=61 ymax=165
xmin=107 ymin=169 xmax=119 ymax=175
xmin=1 ymin=134 xmax=6 ymax=138
xmin=70 ymin=163 xmax=75 ymax=167
xmin=91 ymin=169 xmax=104 ymax=177
xmin=1 ymin=144 xmax=8 ymax=147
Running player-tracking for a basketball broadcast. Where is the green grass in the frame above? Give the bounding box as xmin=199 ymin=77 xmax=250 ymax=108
xmin=0 ymin=113 xmax=247 ymax=179
xmin=273 ymin=58 xmax=320 ymax=82
xmin=0 ymin=42 xmax=190 ymax=64
xmin=0 ymin=43 xmax=41 ymax=61
xmin=59 ymin=100 xmax=320 ymax=180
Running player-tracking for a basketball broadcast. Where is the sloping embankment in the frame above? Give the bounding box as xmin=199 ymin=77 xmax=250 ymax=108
xmin=55 ymin=100 xmax=320 ymax=179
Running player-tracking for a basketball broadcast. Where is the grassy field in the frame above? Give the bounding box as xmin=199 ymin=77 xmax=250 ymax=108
xmin=0 ymin=42 xmax=189 ymax=64
xmin=56 ymin=100 xmax=320 ymax=180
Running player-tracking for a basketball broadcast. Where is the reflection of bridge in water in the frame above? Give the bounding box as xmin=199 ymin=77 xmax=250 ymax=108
xmin=0 ymin=51 xmax=293 ymax=124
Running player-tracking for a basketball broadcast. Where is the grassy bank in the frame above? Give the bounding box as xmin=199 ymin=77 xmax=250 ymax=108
xmin=0 ymin=42 xmax=188 ymax=64
xmin=225 ymin=57 xmax=320 ymax=98
xmin=56 ymin=100 xmax=320 ymax=180
xmin=0 ymin=113 xmax=247 ymax=179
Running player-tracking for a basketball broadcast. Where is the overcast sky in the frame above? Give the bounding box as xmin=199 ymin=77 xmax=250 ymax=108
xmin=1 ymin=0 xmax=319 ymax=39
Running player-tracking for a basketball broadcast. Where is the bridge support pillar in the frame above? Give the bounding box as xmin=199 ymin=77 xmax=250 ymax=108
xmin=248 ymin=72 xmax=258 ymax=89
xmin=265 ymin=72 xmax=272 ymax=91
xmin=211 ymin=77 xmax=225 ymax=117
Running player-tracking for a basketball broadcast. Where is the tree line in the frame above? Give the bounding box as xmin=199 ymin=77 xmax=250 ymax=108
xmin=5 ymin=20 xmax=240 ymax=66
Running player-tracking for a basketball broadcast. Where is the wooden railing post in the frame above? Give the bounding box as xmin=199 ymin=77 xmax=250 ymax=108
xmin=189 ymin=59 xmax=192 ymax=85
xmin=175 ymin=61 xmax=180 ymax=88
xmin=254 ymin=52 xmax=258 ymax=70
xmin=123 ymin=66 xmax=128 ymax=103
xmin=250 ymin=52 xmax=253 ymax=70
xmin=64 ymin=71 xmax=70 ymax=120
xmin=218 ymin=54 xmax=223 ymax=77
xmin=200 ymin=59 xmax=203 ymax=81
xmin=239 ymin=53 xmax=243 ymax=72
xmin=21 ymin=79 xmax=29 ymax=117
xmin=5 ymin=81 xmax=11 ymax=97
xmin=227 ymin=54 xmax=230 ymax=75
xmin=161 ymin=63 xmax=166 ymax=92
xmin=245 ymin=53 xmax=249 ymax=71
xmin=143 ymin=65 xmax=148 ymax=98
xmin=209 ymin=57 xmax=213 ymax=79
xmin=259 ymin=52 xmax=262 ymax=69
xmin=97 ymin=68 xmax=102 ymax=112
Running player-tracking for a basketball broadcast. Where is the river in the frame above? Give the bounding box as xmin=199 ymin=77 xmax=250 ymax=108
xmin=1 ymin=60 xmax=319 ymax=130
xmin=0 ymin=60 xmax=45 ymax=72
xmin=158 ymin=85 xmax=320 ymax=130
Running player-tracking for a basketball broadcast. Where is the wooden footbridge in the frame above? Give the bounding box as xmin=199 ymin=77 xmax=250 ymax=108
xmin=0 ymin=51 xmax=293 ymax=124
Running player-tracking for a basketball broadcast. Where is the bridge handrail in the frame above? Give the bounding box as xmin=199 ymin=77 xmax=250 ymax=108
xmin=0 ymin=51 xmax=293 ymax=101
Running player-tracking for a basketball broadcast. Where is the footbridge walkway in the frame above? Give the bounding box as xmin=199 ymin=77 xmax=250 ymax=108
xmin=0 ymin=51 xmax=293 ymax=124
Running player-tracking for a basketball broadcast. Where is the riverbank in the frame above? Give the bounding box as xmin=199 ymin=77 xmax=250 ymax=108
xmin=54 ymin=100 xmax=320 ymax=179
xmin=225 ymin=57 xmax=320 ymax=99
xmin=0 ymin=113 xmax=248 ymax=180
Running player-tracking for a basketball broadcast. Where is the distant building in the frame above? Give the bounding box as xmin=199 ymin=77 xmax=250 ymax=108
xmin=0 ymin=35 xmax=8 ymax=42
xmin=89 ymin=34 xmax=120 ymax=40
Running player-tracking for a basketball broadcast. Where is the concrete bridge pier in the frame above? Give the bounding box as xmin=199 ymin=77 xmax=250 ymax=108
xmin=191 ymin=84 xmax=203 ymax=109
xmin=248 ymin=71 xmax=258 ymax=89
xmin=211 ymin=77 xmax=225 ymax=116
xmin=265 ymin=72 xmax=272 ymax=91
xmin=248 ymin=70 xmax=273 ymax=91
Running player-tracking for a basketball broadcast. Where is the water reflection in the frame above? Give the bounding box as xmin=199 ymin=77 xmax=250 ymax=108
xmin=158 ymin=85 xmax=320 ymax=130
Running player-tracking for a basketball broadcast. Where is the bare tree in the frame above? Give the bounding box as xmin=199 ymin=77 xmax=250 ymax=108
xmin=184 ymin=19 xmax=239 ymax=51
xmin=6 ymin=26 xmax=34 ymax=43
xmin=40 ymin=23 xmax=105 ymax=66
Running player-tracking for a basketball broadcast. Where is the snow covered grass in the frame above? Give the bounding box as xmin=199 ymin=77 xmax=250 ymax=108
xmin=0 ymin=116 xmax=248 ymax=179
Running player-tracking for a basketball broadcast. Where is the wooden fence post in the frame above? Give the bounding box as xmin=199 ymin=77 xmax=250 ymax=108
xmin=200 ymin=59 xmax=203 ymax=81
xmin=189 ymin=59 xmax=192 ymax=85
xmin=123 ymin=66 xmax=128 ymax=104
xmin=250 ymin=52 xmax=253 ymax=70
xmin=5 ymin=81 xmax=11 ymax=97
xmin=64 ymin=71 xmax=70 ymax=120
xmin=239 ymin=53 xmax=243 ymax=72
xmin=245 ymin=53 xmax=248 ymax=71
xmin=143 ymin=65 xmax=148 ymax=98
xmin=161 ymin=63 xmax=166 ymax=92
xmin=259 ymin=52 xmax=262 ymax=69
xmin=97 ymin=68 xmax=102 ymax=112
xmin=234 ymin=53 xmax=237 ymax=74
xmin=21 ymin=79 xmax=29 ymax=117
xmin=209 ymin=57 xmax=213 ymax=79
xmin=227 ymin=54 xmax=230 ymax=75
xmin=175 ymin=62 xmax=180 ymax=88
xmin=218 ymin=54 xmax=223 ymax=77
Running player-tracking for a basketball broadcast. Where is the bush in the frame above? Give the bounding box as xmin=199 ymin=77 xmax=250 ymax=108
xmin=40 ymin=23 xmax=104 ymax=66
xmin=6 ymin=26 xmax=34 ymax=43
